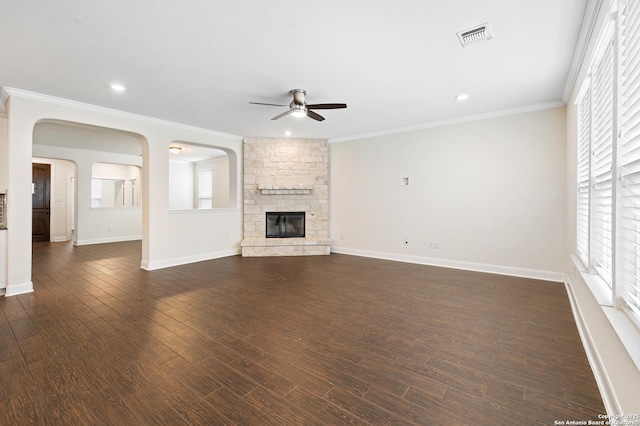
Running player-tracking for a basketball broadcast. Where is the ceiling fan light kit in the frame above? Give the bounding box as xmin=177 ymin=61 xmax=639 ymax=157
xmin=291 ymin=105 xmax=307 ymax=118
xmin=250 ymin=89 xmax=347 ymax=122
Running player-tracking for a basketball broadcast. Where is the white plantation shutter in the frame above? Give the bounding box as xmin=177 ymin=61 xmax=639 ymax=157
xmin=577 ymin=85 xmax=591 ymax=268
xmin=198 ymin=170 xmax=213 ymax=209
xmin=619 ymin=0 xmax=640 ymax=323
xmin=591 ymin=33 xmax=616 ymax=287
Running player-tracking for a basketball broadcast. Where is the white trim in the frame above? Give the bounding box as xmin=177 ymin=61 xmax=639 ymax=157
xmin=89 ymin=207 xmax=142 ymax=211
xmin=328 ymin=101 xmax=565 ymax=144
xmin=167 ymin=207 xmax=239 ymax=214
xmin=141 ymin=248 xmax=241 ymax=271
xmin=53 ymin=236 xmax=70 ymax=243
xmin=4 ymin=281 xmax=34 ymax=296
xmin=572 ymin=254 xmax=614 ymax=306
xmin=602 ymin=307 xmax=640 ymax=372
xmin=74 ymin=235 xmax=142 ymax=246
xmin=562 ymin=0 xmax=605 ymax=102
xmin=330 ymin=246 xmax=565 ymax=282
xmin=1 ymin=87 xmax=243 ymax=141
xmin=564 ymin=274 xmax=620 ymax=415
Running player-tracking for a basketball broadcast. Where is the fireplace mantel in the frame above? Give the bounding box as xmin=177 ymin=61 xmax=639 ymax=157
xmin=258 ymin=186 xmax=313 ymax=195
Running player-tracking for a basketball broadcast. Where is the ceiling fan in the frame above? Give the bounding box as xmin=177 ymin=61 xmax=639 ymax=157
xmin=250 ymin=89 xmax=347 ymax=121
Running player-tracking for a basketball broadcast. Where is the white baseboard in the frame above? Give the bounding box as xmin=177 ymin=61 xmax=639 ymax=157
xmin=330 ymin=246 xmax=565 ymax=282
xmin=75 ymin=235 xmax=142 ymax=246
xmin=141 ymin=248 xmax=241 ymax=271
xmin=5 ymin=281 xmax=34 ymax=296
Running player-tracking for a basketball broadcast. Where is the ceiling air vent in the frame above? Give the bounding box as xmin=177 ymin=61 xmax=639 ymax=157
xmin=457 ymin=22 xmax=493 ymax=47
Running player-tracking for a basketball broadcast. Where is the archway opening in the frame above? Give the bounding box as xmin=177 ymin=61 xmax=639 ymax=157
xmin=32 ymin=119 xmax=146 ymax=257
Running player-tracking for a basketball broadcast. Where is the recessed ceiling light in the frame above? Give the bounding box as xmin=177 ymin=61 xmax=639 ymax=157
xmin=110 ymin=83 xmax=126 ymax=92
xmin=455 ymin=93 xmax=470 ymax=101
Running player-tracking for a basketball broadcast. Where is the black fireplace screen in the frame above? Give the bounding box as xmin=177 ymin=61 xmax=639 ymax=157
xmin=266 ymin=212 xmax=305 ymax=238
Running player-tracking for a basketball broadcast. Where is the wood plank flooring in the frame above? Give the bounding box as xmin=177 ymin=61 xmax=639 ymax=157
xmin=0 ymin=240 xmax=605 ymax=424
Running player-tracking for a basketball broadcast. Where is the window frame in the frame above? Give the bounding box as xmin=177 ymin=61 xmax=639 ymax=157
xmin=575 ymin=3 xmax=640 ymax=330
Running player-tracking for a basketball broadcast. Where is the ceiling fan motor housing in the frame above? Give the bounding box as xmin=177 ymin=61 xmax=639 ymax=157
xmin=291 ymin=89 xmax=306 ymax=105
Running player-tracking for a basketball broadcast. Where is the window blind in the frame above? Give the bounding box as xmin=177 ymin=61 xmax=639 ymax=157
xmin=577 ymin=85 xmax=592 ymax=268
xmin=619 ymin=0 xmax=640 ymax=323
xmin=591 ymin=35 xmax=615 ymax=287
xmin=198 ymin=170 xmax=213 ymax=209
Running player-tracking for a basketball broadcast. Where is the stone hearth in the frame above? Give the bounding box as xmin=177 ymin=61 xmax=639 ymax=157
xmin=241 ymin=137 xmax=330 ymax=256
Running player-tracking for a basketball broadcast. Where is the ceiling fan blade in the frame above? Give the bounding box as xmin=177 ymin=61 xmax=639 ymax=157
xmin=306 ymin=103 xmax=347 ymax=110
xmin=271 ymin=109 xmax=294 ymax=120
xmin=250 ymin=102 xmax=289 ymax=107
xmin=307 ymin=110 xmax=325 ymax=121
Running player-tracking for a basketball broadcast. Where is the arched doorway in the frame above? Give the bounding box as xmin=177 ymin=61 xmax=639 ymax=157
xmin=32 ymin=119 xmax=145 ymax=253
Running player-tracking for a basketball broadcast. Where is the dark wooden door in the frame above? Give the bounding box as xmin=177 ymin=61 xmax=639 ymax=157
xmin=32 ymin=163 xmax=51 ymax=243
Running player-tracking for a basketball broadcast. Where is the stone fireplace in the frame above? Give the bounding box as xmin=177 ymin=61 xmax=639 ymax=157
xmin=241 ymin=137 xmax=330 ymax=256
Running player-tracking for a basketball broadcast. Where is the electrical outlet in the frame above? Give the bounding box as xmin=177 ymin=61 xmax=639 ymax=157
xmin=428 ymin=241 xmax=439 ymax=249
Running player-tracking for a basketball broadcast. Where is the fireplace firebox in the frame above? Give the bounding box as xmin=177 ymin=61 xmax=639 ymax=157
xmin=266 ymin=212 xmax=305 ymax=238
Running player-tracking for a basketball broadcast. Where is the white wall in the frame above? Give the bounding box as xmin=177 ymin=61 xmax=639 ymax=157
xmin=168 ymin=161 xmax=194 ymax=209
xmin=211 ymin=156 xmax=229 ymax=208
xmin=0 ymin=114 xmax=6 ymax=292
xmin=55 ymin=160 xmax=75 ymax=240
xmin=0 ymin=114 xmax=6 ymax=191
xmin=330 ymin=106 xmax=567 ymax=279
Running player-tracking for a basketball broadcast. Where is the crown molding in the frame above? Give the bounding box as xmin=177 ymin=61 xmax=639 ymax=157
xmin=561 ymin=0 xmax=604 ymax=103
xmin=0 ymin=87 xmax=8 ymax=113
xmin=1 ymin=87 xmax=243 ymax=141
xmin=328 ymin=100 xmax=565 ymax=144
xmin=3 ymin=87 xmax=567 ymax=145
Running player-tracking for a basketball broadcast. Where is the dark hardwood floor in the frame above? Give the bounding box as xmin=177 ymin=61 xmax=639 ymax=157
xmin=0 ymin=240 xmax=605 ymax=425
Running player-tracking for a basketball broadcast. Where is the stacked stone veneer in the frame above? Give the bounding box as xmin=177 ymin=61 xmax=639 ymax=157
xmin=241 ymin=137 xmax=330 ymax=256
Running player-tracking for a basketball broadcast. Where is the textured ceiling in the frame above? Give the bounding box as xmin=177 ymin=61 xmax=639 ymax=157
xmin=1 ymin=0 xmax=589 ymax=141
